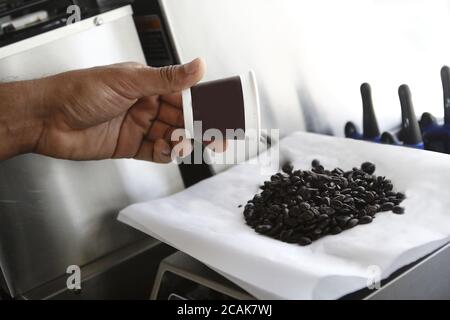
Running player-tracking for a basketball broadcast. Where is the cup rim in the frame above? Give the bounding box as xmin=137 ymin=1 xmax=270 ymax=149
xmin=182 ymin=89 xmax=194 ymax=139
xmin=240 ymin=70 xmax=261 ymax=142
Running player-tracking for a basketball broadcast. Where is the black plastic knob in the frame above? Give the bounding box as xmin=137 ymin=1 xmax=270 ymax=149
xmin=360 ymin=83 xmax=380 ymax=139
xmin=398 ymin=84 xmax=423 ymax=145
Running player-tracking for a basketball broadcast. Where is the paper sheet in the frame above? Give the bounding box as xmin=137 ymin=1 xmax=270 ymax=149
xmin=118 ymin=132 xmax=450 ymax=299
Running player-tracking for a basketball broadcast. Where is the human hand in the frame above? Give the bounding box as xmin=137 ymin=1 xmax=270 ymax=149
xmin=38 ymin=58 xmax=207 ymax=162
xmin=0 ymin=59 xmax=205 ymax=162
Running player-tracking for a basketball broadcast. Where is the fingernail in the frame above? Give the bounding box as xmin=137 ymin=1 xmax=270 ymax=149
xmin=183 ymin=58 xmax=200 ymax=74
xmin=162 ymin=145 xmax=171 ymax=157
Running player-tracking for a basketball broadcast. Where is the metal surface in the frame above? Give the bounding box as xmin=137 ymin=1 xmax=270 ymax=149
xmin=0 ymin=5 xmax=184 ymax=297
xmin=151 ymin=251 xmax=254 ymax=300
xmin=22 ymin=239 xmax=176 ymax=300
xmin=365 ymin=243 xmax=450 ymax=300
xmin=153 ymin=245 xmax=450 ymax=300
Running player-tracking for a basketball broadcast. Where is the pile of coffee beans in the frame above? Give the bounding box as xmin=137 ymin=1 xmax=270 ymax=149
xmin=242 ymin=160 xmax=405 ymax=246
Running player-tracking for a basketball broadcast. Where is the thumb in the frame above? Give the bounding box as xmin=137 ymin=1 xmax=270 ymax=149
xmin=124 ymin=58 xmax=206 ymax=97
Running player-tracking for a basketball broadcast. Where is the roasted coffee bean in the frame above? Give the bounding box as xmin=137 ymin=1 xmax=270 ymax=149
xmin=393 ymin=206 xmax=405 ymax=214
xmin=361 ymin=162 xmax=376 ymax=175
xmin=299 ymin=201 xmax=311 ymax=211
xmin=322 ymin=196 xmax=331 ymax=206
xmin=358 ymin=216 xmax=373 ymax=224
xmin=331 ymin=199 xmax=343 ymax=209
xmin=313 ymin=228 xmax=323 ymax=235
xmin=311 ymin=159 xmax=321 ymax=168
xmin=298 ymin=237 xmax=312 ymax=246
xmin=255 ymin=224 xmax=272 ymax=234
xmin=366 ymin=205 xmax=377 ymax=216
xmin=380 ymin=202 xmax=395 ymax=211
xmin=320 ymin=206 xmax=335 ymax=216
xmin=396 ymin=192 xmax=406 ymax=200
xmin=346 ymin=218 xmax=359 ymax=229
xmin=330 ymin=226 xmax=342 ymax=235
xmin=282 ymin=163 xmax=294 ymax=174
xmin=312 ymin=165 xmax=325 ymax=174
xmin=243 ymin=160 xmax=405 ymax=246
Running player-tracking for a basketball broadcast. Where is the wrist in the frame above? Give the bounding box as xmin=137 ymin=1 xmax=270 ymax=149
xmin=0 ymin=79 xmax=47 ymax=159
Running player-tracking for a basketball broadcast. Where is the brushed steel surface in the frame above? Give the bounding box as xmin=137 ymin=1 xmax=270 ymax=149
xmin=365 ymin=243 xmax=450 ymax=300
xmin=0 ymin=5 xmax=184 ymax=297
xmin=21 ymin=239 xmax=176 ymax=300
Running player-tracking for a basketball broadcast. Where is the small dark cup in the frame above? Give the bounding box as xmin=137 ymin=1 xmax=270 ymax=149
xmin=182 ymin=71 xmax=261 ymax=142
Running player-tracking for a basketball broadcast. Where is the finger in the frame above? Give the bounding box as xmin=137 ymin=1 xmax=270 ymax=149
xmin=114 ymin=58 xmax=206 ymax=99
xmin=134 ymin=139 xmax=155 ymax=162
xmin=128 ymin=96 xmax=159 ymax=127
xmin=147 ymin=120 xmax=176 ymax=145
xmin=160 ymin=92 xmax=182 ymax=108
xmin=153 ymin=138 xmax=173 ymax=163
xmin=106 ymin=62 xmax=146 ymax=69
xmin=134 ymin=138 xmax=172 ymax=163
xmin=158 ymin=101 xmax=184 ymax=127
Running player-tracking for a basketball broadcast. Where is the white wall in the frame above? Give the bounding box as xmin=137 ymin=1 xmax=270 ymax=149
xmin=162 ymin=0 xmax=450 ymax=137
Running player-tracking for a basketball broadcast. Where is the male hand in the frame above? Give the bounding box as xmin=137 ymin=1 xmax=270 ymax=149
xmin=0 ymin=58 xmax=205 ymax=162
xmin=38 ymin=58 xmax=207 ymax=163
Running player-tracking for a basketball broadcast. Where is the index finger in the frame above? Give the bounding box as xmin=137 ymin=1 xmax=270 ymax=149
xmin=160 ymin=92 xmax=182 ymax=108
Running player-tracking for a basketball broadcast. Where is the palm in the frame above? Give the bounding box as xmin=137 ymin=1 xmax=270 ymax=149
xmin=36 ymin=82 xmax=183 ymax=162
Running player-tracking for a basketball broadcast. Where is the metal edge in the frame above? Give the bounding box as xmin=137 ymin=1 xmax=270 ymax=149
xmin=20 ymin=237 xmax=161 ymax=300
xmin=0 ymin=5 xmax=134 ymax=60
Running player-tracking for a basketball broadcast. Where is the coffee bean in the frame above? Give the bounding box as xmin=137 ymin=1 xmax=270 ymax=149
xmin=282 ymin=163 xmax=294 ymax=174
xmin=393 ymin=206 xmax=405 ymax=214
xmin=330 ymin=226 xmax=342 ymax=235
xmin=380 ymin=202 xmax=394 ymax=211
xmin=361 ymin=162 xmax=376 ymax=175
xmin=311 ymin=159 xmax=321 ymax=167
xmin=313 ymin=165 xmax=325 ymax=174
xmin=331 ymin=199 xmax=343 ymax=209
xmin=321 ymin=206 xmax=335 ymax=216
xmin=346 ymin=218 xmax=359 ymax=229
xmin=366 ymin=205 xmax=377 ymax=216
xmin=243 ymin=160 xmax=405 ymax=246
xmin=358 ymin=216 xmax=373 ymax=224
xmin=299 ymin=202 xmax=311 ymax=211
xmin=255 ymin=224 xmax=272 ymax=234
xmin=314 ymin=228 xmax=323 ymax=235
xmin=396 ymin=192 xmax=406 ymax=200
xmin=298 ymin=237 xmax=312 ymax=246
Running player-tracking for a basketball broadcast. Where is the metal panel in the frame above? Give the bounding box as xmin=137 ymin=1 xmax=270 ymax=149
xmin=366 ymin=243 xmax=450 ymax=300
xmin=0 ymin=5 xmax=184 ymax=297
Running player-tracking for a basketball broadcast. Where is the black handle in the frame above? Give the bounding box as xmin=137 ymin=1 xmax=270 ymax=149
xmin=398 ymin=84 xmax=423 ymax=145
xmin=441 ymin=66 xmax=450 ymax=124
xmin=380 ymin=131 xmax=399 ymax=145
xmin=360 ymin=83 xmax=380 ymax=139
xmin=345 ymin=121 xmax=359 ymax=138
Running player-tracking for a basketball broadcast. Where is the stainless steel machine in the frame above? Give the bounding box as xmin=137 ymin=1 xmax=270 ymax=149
xmin=0 ymin=0 xmax=188 ymax=299
xmin=1 ymin=0 xmax=450 ymax=300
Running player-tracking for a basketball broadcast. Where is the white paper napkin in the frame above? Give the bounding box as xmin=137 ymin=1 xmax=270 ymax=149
xmin=118 ymin=132 xmax=450 ymax=299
